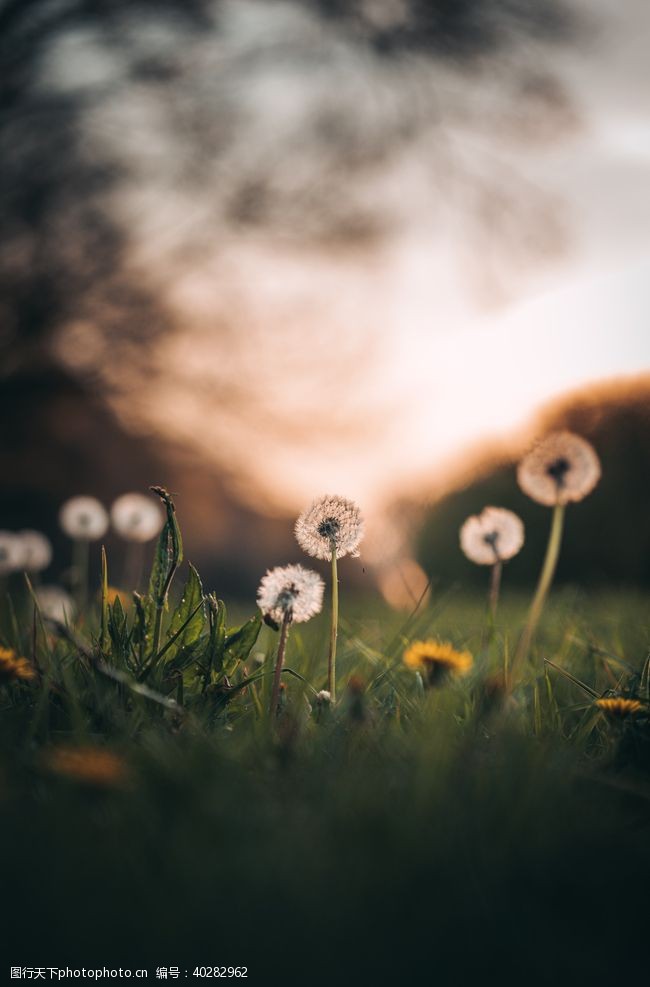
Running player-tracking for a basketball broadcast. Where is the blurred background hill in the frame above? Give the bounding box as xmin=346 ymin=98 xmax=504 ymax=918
xmin=415 ymin=379 xmax=650 ymax=590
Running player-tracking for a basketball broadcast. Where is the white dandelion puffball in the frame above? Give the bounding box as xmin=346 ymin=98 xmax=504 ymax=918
xmin=517 ymin=432 xmax=601 ymax=507
xmin=16 ymin=530 xmax=53 ymax=572
xmin=111 ymin=493 xmax=164 ymax=542
xmin=257 ymin=564 xmax=325 ymax=625
xmin=460 ymin=507 xmax=525 ymax=565
xmin=59 ymin=496 xmax=109 ymax=540
xmin=0 ymin=531 xmax=23 ymax=575
xmin=36 ymin=585 xmax=76 ymax=622
xmin=295 ymin=495 xmax=365 ymax=561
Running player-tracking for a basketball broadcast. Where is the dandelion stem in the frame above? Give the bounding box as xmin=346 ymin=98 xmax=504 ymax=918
xmin=514 ymin=503 xmax=565 ymax=676
xmin=488 ymin=561 xmax=502 ymax=621
xmin=328 ymin=551 xmax=339 ymax=702
xmin=270 ymin=611 xmax=291 ymax=716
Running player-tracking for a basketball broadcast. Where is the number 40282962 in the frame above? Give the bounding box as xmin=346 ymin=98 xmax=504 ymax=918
xmin=193 ymin=968 xmax=248 ymax=978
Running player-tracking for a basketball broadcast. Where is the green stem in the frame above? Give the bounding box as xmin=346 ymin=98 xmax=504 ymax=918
xmin=488 ymin=561 xmax=502 ymax=622
xmin=513 ymin=503 xmax=566 ymax=678
xmin=270 ymin=612 xmax=291 ymax=716
xmin=328 ymin=552 xmax=339 ymax=702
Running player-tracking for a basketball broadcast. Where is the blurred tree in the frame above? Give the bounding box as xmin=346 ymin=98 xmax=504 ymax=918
xmin=0 ymin=0 xmax=577 ymax=582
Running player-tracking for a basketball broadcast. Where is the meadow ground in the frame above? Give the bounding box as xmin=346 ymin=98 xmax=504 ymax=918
xmin=1 ymin=553 xmax=649 ymax=985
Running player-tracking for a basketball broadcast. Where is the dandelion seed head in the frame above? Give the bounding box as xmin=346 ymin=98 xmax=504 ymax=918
xmin=460 ymin=507 xmax=524 ymax=565
xmin=517 ymin=432 xmax=601 ymax=506
xmin=314 ymin=689 xmax=331 ymax=703
xmin=36 ymin=585 xmax=76 ymax=623
xmin=17 ymin=530 xmax=53 ymax=573
xmin=403 ymin=639 xmax=473 ymax=687
xmin=257 ymin=564 xmax=324 ymax=625
xmin=59 ymin=496 xmax=109 ymax=540
xmin=0 ymin=647 xmax=36 ymax=684
xmin=0 ymin=531 xmax=24 ymax=575
xmin=295 ymin=495 xmax=364 ymax=560
xmin=111 ymin=492 xmax=164 ymax=543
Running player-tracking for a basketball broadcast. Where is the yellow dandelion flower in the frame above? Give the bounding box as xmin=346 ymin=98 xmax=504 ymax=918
xmin=44 ymin=746 xmax=130 ymax=787
xmin=595 ymin=697 xmax=643 ymax=720
xmin=105 ymin=586 xmax=131 ymax=608
xmin=0 ymin=646 xmax=37 ymax=683
xmin=403 ymin=639 xmax=473 ymax=687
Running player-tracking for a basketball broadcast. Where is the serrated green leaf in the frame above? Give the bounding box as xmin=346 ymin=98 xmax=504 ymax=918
xmin=206 ymin=595 xmax=227 ymax=676
xmin=147 ymin=486 xmax=183 ymax=608
xmin=164 ymin=563 xmax=206 ymax=663
xmin=224 ymin=615 xmax=262 ymax=667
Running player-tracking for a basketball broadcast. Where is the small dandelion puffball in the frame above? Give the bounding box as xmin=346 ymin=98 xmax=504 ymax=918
xmin=59 ymin=496 xmax=109 ymax=540
xmin=295 ymin=495 xmax=364 ymax=561
xmin=257 ymin=564 xmax=324 ymax=625
xmin=460 ymin=507 xmax=524 ymax=565
xmin=517 ymin=432 xmax=601 ymax=506
xmin=16 ymin=530 xmax=53 ymax=573
xmin=0 ymin=531 xmax=24 ymax=575
xmin=111 ymin=493 xmax=164 ymax=543
xmin=36 ymin=585 xmax=76 ymax=623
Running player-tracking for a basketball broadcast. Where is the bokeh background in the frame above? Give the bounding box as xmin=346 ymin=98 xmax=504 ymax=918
xmin=2 ymin=0 xmax=649 ymax=599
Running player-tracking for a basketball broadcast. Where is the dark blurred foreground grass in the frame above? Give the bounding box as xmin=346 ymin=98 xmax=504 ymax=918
xmin=1 ymin=585 xmax=649 ymax=985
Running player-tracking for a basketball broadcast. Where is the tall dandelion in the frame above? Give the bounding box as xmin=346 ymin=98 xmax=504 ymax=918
xmin=59 ymin=496 xmax=109 ymax=609
xmin=460 ymin=507 xmax=524 ymax=619
xmin=295 ymin=495 xmax=364 ymax=702
xmin=257 ymin=564 xmax=324 ymax=716
xmin=515 ymin=431 xmax=600 ymax=671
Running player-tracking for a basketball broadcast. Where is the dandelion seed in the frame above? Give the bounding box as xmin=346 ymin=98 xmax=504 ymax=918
xmin=0 ymin=646 xmax=37 ymax=683
xmin=257 ymin=564 xmax=324 ymax=716
xmin=257 ymin=564 xmax=324 ymax=626
xmin=595 ymin=697 xmax=642 ymax=720
xmin=59 ymin=496 xmax=109 ymax=540
xmin=16 ymin=530 xmax=53 ymax=573
xmin=110 ymin=492 xmax=164 ymax=543
xmin=295 ymin=494 xmax=364 ymax=561
xmin=460 ymin=507 xmax=524 ymax=565
xmin=517 ymin=431 xmax=601 ymax=507
xmin=0 ymin=531 xmax=23 ymax=576
xmin=35 ymin=585 xmax=76 ymax=623
xmin=403 ymin=639 xmax=473 ymax=688
xmin=295 ymin=495 xmax=364 ymax=703
xmin=44 ymin=746 xmax=129 ymax=787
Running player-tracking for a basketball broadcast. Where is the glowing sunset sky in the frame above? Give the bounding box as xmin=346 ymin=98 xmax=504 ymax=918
xmin=48 ymin=0 xmax=650 ymax=517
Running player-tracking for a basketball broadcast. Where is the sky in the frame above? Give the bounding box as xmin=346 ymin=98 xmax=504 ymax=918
xmin=47 ymin=0 xmax=650 ymax=519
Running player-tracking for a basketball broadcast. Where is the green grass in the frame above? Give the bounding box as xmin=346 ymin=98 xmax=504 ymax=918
xmin=1 ymin=515 xmax=649 ymax=983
